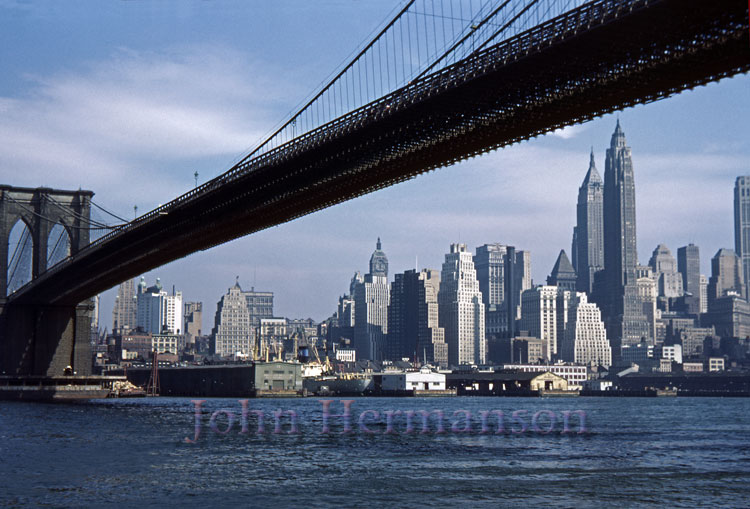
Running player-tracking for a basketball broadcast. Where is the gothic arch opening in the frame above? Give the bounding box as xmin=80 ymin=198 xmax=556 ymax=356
xmin=7 ymin=218 xmax=33 ymax=295
xmin=47 ymin=222 xmax=71 ymax=268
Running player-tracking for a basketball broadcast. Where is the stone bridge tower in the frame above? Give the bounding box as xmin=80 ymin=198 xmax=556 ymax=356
xmin=0 ymin=185 xmax=95 ymax=377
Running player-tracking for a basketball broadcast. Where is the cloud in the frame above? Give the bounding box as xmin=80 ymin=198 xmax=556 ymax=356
xmin=549 ymin=123 xmax=589 ymax=140
xmin=0 ymin=44 xmax=291 ymax=212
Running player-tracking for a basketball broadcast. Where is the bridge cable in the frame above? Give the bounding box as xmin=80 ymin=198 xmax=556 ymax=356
xmin=4 ymin=195 xmax=117 ymax=231
xmin=46 ymin=196 xmax=126 ymax=230
xmin=8 ymin=227 xmax=29 ymax=281
xmin=47 ymin=227 xmax=68 ymax=266
xmin=415 ymin=0 xmax=512 ymax=80
xmin=236 ymin=0 xmax=417 ymax=166
xmin=470 ymin=0 xmax=541 ymax=55
xmin=47 ymin=197 xmax=112 ymax=229
xmin=90 ymin=200 xmax=130 ymax=223
xmin=7 ymin=228 xmax=31 ymax=289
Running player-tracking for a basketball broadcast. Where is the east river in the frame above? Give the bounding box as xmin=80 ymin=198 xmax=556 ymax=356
xmin=2 ymin=397 xmax=749 ymax=507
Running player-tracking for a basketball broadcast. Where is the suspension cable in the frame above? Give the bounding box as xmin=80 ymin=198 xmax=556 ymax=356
xmin=4 ymin=195 xmax=118 ymax=230
xmin=90 ymin=200 xmax=130 ymax=223
xmin=415 ymin=0 xmax=512 ymax=80
xmin=46 ymin=196 xmax=114 ymax=229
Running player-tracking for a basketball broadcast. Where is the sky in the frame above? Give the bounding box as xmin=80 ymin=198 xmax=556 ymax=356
xmin=1 ymin=1 xmax=748 ymax=334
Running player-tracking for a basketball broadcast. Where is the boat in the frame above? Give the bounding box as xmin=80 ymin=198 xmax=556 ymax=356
xmin=0 ymin=375 xmax=122 ymax=401
xmin=303 ymin=373 xmax=373 ymax=396
xmin=656 ymin=388 xmax=678 ymax=397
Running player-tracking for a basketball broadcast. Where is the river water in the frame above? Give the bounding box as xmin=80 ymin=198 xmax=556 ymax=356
xmin=2 ymin=397 xmax=749 ymax=507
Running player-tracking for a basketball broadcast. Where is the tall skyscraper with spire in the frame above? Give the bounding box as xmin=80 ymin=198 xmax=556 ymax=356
xmin=599 ymin=121 xmax=650 ymax=358
xmin=353 ymin=238 xmax=390 ymax=361
xmin=604 ymin=120 xmax=638 ymax=288
xmin=574 ymin=149 xmax=604 ymax=295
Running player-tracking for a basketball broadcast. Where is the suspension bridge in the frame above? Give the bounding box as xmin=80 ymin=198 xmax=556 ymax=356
xmin=1 ymin=0 xmax=748 ymax=377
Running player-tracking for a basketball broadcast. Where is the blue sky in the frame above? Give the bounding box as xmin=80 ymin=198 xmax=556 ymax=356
xmin=1 ymin=1 xmax=748 ymax=333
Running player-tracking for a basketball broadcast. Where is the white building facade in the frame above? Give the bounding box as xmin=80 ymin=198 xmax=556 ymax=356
xmin=353 ymin=239 xmax=390 ymax=361
xmin=212 ymin=282 xmax=254 ymax=358
xmin=562 ymin=292 xmax=612 ymax=368
xmin=439 ymin=243 xmax=486 ymax=366
xmin=503 ymin=364 xmax=587 ymax=388
xmin=136 ymin=278 xmax=183 ymax=334
xmin=520 ymin=286 xmax=560 ymax=360
xmin=381 ymin=367 xmax=446 ymax=391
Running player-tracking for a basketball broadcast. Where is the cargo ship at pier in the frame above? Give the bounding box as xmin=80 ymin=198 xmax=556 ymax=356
xmin=303 ymin=373 xmax=373 ymax=396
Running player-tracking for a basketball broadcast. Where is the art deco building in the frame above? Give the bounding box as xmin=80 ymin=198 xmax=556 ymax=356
xmin=474 ymin=244 xmax=531 ymax=339
xmin=353 ymin=239 xmax=390 ymax=361
xmin=439 ymin=243 xmax=486 ymax=366
xmin=387 ymin=269 xmax=447 ymax=366
xmin=574 ymin=149 xmax=604 ymax=294
xmin=562 ymin=292 xmax=611 ymax=368
xmin=599 ymin=121 xmax=650 ymax=356
xmin=211 ymin=281 xmax=254 ymax=358
xmin=649 ymin=244 xmax=683 ymax=298
xmin=474 ymin=244 xmax=509 ymax=338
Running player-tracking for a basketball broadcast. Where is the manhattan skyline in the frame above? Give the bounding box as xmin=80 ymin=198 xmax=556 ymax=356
xmin=0 ymin=2 xmax=748 ymax=330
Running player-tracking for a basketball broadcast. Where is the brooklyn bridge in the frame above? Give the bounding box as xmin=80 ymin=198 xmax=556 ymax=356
xmin=1 ymin=0 xmax=748 ymax=377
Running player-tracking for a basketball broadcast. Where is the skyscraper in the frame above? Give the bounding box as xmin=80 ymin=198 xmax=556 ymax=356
xmin=473 ymin=243 xmax=531 ymax=340
xmin=506 ymin=247 xmax=532 ymax=336
xmin=649 ymin=244 xmax=683 ymax=298
xmin=600 ymin=121 xmax=650 ymax=356
xmin=439 ymin=243 xmax=486 ymax=366
xmin=574 ymin=149 xmax=604 ymax=294
xmin=184 ymin=302 xmax=203 ymax=346
xmin=243 ymin=288 xmax=274 ymax=325
xmin=520 ymin=286 xmax=561 ymax=360
xmin=212 ymin=281 xmax=254 ymax=358
xmin=604 ymin=120 xmax=638 ymax=291
xmin=734 ymin=176 xmax=750 ymax=299
xmin=474 ymin=244 xmax=509 ymax=337
xmin=328 ymin=272 xmax=362 ymax=349
xmin=136 ymin=278 xmax=183 ymax=334
xmin=353 ymin=239 xmax=390 ymax=361
xmin=561 ymin=293 xmax=611 ymax=368
xmin=387 ymin=269 xmax=447 ymax=366
xmin=707 ymin=248 xmax=745 ymax=309
xmin=678 ymin=244 xmax=701 ymax=296
xmin=112 ymin=278 xmax=137 ymax=333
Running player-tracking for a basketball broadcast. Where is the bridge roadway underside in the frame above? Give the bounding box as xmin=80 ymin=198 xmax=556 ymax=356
xmin=2 ymin=0 xmax=748 ymax=375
